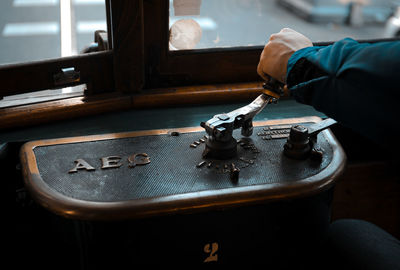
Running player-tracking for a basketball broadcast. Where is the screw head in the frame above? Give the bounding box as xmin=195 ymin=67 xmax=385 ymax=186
xmin=217 ymin=114 xmax=230 ymax=121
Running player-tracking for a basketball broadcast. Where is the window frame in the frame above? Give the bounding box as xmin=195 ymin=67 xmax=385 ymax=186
xmin=0 ymin=0 xmax=399 ymax=130
xmin=143 ymin=0 xmax=400 ymax=88
xmin=142 ymin=0 xmax=264 ymax=89
xmin=0 ymin=1 xmax=117 ymax=98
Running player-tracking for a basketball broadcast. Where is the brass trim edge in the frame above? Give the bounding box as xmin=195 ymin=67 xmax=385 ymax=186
xmin=20 ymin=116 xmax=346 ymax=221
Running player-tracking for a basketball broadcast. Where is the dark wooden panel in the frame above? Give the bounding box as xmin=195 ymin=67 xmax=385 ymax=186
xmin=109 ymin=0 xmax=144 ymax=92
xmin=0 ymin=51 xmax=114 ymax=97
xmin=0 ymin=93 xmax=132 ymax=130
xmin=0 ymin=82 xmax=268 ymax=130
xmin=142 ymin=0 xmax=169 ymax=88
xmin=332 ymin=161 xmax=400 ymax=239
xmin=164 ymin=48 xmax=262 ymax=86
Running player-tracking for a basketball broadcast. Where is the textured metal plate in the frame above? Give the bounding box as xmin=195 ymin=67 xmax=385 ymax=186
xmin=34 ymin=124 xmax=329 ymax=201
xmin=20 ymin=117 xmax=346 ymax=220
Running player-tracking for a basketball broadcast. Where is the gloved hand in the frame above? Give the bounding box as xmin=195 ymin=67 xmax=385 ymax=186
xmin=257 ymin=28 xmax=312 ymax=84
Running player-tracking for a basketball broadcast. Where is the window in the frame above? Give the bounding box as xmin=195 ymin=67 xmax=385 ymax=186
xmin=0 ymin=0 xmax=398 ymax=129
xmin=0 ymin=0 xmax=109 ymax=107
xmin=169 ymin=0 xmax=397 ymax=50
xmin=1 ymin=0 xmax=107 ymax=64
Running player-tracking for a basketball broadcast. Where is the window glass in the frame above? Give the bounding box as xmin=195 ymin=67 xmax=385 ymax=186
xmin=169 ymin=0 xmax=397 ymax=50
xmin=0 ymin=0 xmax=106 ymax=107
xmin=0 ymin=0 xmax=107 ymax=65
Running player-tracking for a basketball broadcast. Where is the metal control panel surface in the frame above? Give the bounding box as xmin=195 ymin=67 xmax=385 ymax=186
xmin=20 ymin=117 xmax=346 ymax=220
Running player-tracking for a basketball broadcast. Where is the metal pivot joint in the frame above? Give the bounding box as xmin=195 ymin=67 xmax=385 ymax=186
xmin=262 ymin=75 xmax=285 ymax=100
xmin=200 ymin=79 xmax=284 ymax=160
xmin=283 ymin=118 xmax=337 ymax=160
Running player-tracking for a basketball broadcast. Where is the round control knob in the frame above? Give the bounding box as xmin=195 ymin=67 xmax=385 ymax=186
xmin=283 ymin=125 xmax=312 ymax=159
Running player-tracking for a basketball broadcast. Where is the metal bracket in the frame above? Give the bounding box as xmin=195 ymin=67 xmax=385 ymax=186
xmin=53 ymin=67 xmax=80 ymax=86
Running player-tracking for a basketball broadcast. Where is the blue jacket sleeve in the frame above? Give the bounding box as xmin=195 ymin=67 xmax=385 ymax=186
xmin=286 ymin=38 xmax=400 ymax=150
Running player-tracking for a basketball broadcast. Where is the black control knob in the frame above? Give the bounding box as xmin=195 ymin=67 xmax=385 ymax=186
xmin=283 ymin=118 xmax=338 ymax=160
xmin=284 ymin=125 xmax=312 ymax=159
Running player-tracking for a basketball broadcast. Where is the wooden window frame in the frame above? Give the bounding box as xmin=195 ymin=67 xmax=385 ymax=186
xmin=142 ymin=0 xmax=263 ymax=89
xmin=142 ymin=0 xmax=400 ymax=88
xmin=0 ymin=0 xmax=399 ymax=130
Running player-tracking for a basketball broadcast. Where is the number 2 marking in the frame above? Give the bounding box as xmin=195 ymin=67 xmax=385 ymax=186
xmin=203 ymin=242 xmax=218 ymax=263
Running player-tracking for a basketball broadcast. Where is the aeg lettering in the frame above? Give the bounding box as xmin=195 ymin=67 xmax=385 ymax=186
xmin=68 ymin=153 xmax=150 ymax=173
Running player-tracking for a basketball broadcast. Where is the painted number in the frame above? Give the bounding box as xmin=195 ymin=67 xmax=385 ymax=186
xmin=203 ymin=242 xmax=218 ymax=263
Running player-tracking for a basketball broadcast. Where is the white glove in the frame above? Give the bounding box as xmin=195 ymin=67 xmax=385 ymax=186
xmin=257 ymin=28 xmax=313 ymax=84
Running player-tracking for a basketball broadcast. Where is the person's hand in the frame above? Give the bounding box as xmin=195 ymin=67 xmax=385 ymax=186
xmin=257 ymin=28 xmax=312 ymax=84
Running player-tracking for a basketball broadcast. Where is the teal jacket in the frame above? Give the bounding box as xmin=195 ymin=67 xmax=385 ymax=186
xmin=286 ymin=38 xmax=400 ymax=151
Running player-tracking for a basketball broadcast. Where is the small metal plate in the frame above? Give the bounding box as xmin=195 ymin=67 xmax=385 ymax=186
xmin=20 ymin=117 xmax=346 ymax=220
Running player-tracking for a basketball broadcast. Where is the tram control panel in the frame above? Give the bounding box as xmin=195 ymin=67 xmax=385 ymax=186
xmin=20 ymin=89 xmax=346 ymax=221
xmin=19 ymin=91 xmax=347 ymax=266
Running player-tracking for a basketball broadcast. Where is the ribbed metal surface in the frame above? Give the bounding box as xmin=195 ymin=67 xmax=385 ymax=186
xmin=34 ymin=123 xmax=333 ymax=202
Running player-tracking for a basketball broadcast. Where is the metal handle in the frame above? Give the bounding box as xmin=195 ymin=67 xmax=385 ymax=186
xmin=308 ymin=118 xmax=337 ymax=137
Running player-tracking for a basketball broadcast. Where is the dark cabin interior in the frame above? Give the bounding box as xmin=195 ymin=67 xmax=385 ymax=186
xmin=3 ymin=0 xmax=399 ymax=268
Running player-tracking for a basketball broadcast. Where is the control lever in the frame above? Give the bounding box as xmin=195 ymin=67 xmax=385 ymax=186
xmin=283 ymin=118 xmax=337 ymax=160
xmin=200 ymin=80 xmax=284 ymax=159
